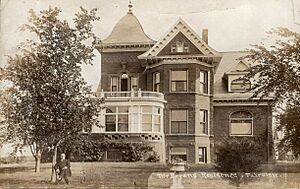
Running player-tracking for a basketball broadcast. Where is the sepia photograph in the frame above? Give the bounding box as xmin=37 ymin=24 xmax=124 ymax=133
xmin=0 ymin=0 xmax=300 ymax=188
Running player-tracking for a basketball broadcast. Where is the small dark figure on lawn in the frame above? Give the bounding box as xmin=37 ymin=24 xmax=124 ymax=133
xmin=54 ymin=153 xmax=71 ymax=184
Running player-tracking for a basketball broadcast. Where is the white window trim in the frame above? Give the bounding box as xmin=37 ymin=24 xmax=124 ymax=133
xmin=198 ymin=146 xmax=208 ymax=164
xmin=199 ymin=109 xmax=209 ymax=135
xmin=153 ymin=72 xmax=160 ymax=92
xmin=199 ymin=70 xmax=209 ymax=94
xmin=169 ymin=109 xmax=188 ymax=134
xmin=105 ymin=106 xmax=129 ymax=133
xmin=110 ymin=76 xmax=119 ymax=92
xmin=170 ymin=69 xmax=189 ymax=93
xmin=229 ymin=111 xmax=254 ymax=137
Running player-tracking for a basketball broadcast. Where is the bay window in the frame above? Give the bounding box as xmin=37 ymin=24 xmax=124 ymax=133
xmin=171 ymin=70 xmax=187 ymax=92
xmin=153 ymin=72 xmax=160 ymax=92
xmin=200 ymin=110 xmax=208 ymax=134
xmin=200 ymin=71 xmax=208 ymax=94
xmin=171 ymin=110 xmax=188 ymax=134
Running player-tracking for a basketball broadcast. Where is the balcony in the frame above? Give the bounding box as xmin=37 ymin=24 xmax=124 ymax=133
xmin=96 ymin=89 xmax=165 ymax=103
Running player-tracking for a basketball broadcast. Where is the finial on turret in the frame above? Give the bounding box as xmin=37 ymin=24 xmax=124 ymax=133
xmin=128 ymin=0 xmax=133 ymax=14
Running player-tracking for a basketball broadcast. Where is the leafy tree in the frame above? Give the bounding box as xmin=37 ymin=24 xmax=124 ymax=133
xmin=243 ymin=27 xmax=300 ymax=105
xmin=0 ymin=6 xmax=101 ymax=181
xmin=215 ymin=138 xmax=264 ymax=188
xmin=242 ymin=27 xmax=300 ymax=157
xmin=277 ymin=105 xmax=300 ymax=158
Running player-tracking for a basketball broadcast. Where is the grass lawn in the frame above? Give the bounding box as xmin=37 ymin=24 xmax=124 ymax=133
xmin=0 ymin=161 xmax=299 ymax=189
xmin=0 ymin=162 xmax=168 ymax=189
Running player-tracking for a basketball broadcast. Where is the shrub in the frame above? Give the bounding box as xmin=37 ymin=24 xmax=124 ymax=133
xmin=146 ymin=151 xmax=160 ymax=162
xmin=215 ymin=137 xmax=264 ymax=187
xmin=116 ymin=142 xmax=152 ymax=162
xmin=55 ymin=139 xmax=155 ymax=162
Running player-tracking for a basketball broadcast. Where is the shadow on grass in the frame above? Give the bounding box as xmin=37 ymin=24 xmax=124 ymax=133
xmin=0 ymin=166 xmax=33 ymax=173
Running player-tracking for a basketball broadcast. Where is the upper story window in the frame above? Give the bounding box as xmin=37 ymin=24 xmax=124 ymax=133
xmin=230 ymin=78 xmax=251 ymax=92
xmin=171 ymin=110 xmax=188 ymax=134
xmin=199 ymin=110 xmax=208 ymax=134
xmin=105 ymin=106 xmax=129 ymax=132
xmin=130 ymin=77 xmax=138 ymax=91
xmin=200 ymin=71 xmax=208 ymax=94
xmin=171 ymin=70 xmax=188 ymax=92
xmin=230 ymin=111 xmax=253 ymax=136
xmin=171 ymin=41 xmax=189 ymax=53
xmin=111 ymin=77 xmax=119 ymax=92
xmin=153 ymin=72 xmax=160 ymax=92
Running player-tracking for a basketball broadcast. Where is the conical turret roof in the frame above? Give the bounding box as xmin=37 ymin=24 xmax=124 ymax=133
xmin=102 ymin=11 xmax=155 ymax=45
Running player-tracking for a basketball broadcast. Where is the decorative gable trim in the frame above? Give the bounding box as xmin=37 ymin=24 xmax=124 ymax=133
xmin=227 ymin=60 xmax=250 ymax=74
xmin=138 ymin=18 xmax=221 ymax=59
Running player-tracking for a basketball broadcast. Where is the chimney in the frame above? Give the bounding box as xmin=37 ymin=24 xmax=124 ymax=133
xmin=202 ymin=29 xmax=208 ymax=44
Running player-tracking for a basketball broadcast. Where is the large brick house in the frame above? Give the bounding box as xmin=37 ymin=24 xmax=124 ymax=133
xmin=93 ymin=5 xmax=273 ymax=164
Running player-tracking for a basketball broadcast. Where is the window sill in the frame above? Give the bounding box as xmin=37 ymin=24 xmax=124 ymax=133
xmin=197 ymin=162 xmax=207 ymax=164
xmin=229 ymin=134 xmax=254 ymax=137
xmin=166 ymin=134 xmax=210 ymax=137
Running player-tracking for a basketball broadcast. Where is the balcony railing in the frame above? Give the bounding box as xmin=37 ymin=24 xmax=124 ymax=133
xmin=97 ymin=89 xmax=164 ymax=100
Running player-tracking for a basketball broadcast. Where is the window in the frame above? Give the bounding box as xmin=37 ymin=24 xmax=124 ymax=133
xmin=183 ymin=44 xmax=189 ymax=53
xmin=130 ymin=77 xmax=138 ymax=91
xmin=200 ymin=110 xmax=208 ymax=134
xmin=153 ymin=107 xmax=161 ymax=132
xmin=171 ymin=110 xmax=187 ymax=134
xmin=231 ymin=78 xmax=251 ymax=92
xmin=198 ymin=147 xmax=207 ymax=163
xmin=118 ymin=106 xmax=129 ymax=132
xmin=200 ymin=71 xmax=208 ymax=94
xmin=170 ymin=147 xmax=187 ymax=162
xmin=131 ymin=106 xmax=139 ymax=131
xmin=176 ymin=41 xmax=184 ymax=52
xmin=111 ymin=77 xmax=119 ymax=92
xmin=230 ymin=111 xmax=253 ymax=136
xmin=105 ymin=106 xmax=129 ymax=132
xmin=171 ymin=44 xmax=176 ymax=53
xmin=153 ymin=72 xmax=160 ymax=92
xmin=171 ymin=41 xmax=189 ymax=53
xmin=171 ymin=70 xmax=187 ymax=92
xmin=141 ymin=106 xmax=162 ymax=132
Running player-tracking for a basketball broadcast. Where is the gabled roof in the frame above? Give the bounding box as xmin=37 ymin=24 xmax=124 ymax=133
xmin=214 ymin=51 xmax=251 ymax=94
xmin=138 ymin=18 xmax=221 ymax=59
xmin=102 ymin=12 xmax=155 ymax=45
xmin=225 ymin=60 xmax=250 ymax=74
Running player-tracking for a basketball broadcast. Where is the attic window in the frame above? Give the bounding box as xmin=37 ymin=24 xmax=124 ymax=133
xmin=171 ymin=41 xmax=189 ymax=53
xmin=231 ymin=78 xmax=251 ymax=92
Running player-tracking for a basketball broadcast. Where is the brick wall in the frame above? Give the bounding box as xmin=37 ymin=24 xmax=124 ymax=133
xmin=213 ymin=105 xmax=273 ymax=162
xmin=100 ymin=51 xmax=147 ymax=91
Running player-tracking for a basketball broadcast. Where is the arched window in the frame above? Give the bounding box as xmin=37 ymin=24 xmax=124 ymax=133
xmin=230 ymin=111 xmax=253 ymax=136
xmin=231 ymin=78 xmax=251 ymax=92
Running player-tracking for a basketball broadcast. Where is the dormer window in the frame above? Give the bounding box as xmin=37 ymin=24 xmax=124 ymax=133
xmin=171 ymin=41 xmax=189 ymax=53
xmin=231 ymin=78 xmax=251 ymax=92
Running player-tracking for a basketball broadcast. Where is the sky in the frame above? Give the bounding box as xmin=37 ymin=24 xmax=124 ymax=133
xmin=1 ymin=0 xmax=300 ymax=91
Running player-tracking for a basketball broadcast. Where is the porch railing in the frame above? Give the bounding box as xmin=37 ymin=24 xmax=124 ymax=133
xmin=97 ymin=89 xmax=164 ymax=99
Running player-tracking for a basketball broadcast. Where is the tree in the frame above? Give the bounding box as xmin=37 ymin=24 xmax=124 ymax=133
xmin=277 ymin=105 xmax=300 ymax=158
xmin=242 ymin=27 xmax=300 ymax=157
xmin=0 ymin=6 xmax=101 ymax=180
xmin=243 ymin=27 xmax=300 ymax=105
xmin=215 ymin=138 xmax=264 ymax=188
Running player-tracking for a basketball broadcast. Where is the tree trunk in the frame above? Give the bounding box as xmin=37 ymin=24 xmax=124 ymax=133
xmin=51 ymin=144 xmax=58 ymax=183
xmin=29 ymin=142 xmax=42 ymax=173
xmin=35 ymin=148 xmax=41 ymax=173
